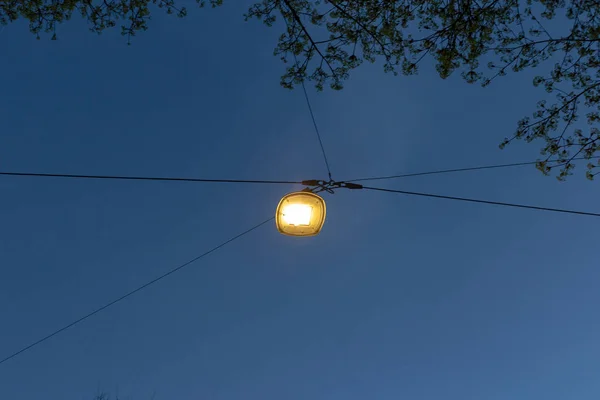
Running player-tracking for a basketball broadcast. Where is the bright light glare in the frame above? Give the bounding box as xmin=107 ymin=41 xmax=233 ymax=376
xmin=282 ymin=204 xmax=313 ymax=226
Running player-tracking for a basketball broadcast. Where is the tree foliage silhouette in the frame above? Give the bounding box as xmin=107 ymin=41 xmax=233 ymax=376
xmin=2 ymin=0 xmax=599 ymax=180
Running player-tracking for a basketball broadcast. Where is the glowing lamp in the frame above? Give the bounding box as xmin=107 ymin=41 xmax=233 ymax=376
xmin=275 ymin=191 xmax=326 ymax=237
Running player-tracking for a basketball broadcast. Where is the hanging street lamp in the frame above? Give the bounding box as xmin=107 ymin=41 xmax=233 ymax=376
xmin=275 ymin=191 xmax=326 ymax=237
xmin=275 ymin=180 xmax=363 ymax=237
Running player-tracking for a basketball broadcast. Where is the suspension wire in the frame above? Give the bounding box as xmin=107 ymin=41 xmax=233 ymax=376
xmin=0 ymin=217 xmax=274 ymax=367
xmin=362 ymin=186 xmax=600 ymax=218
xmin=346 ymin=156 xmax=600 ymax=183
xmin=0 ymin=172 xmax=301 ymax=185
xmin=280 ymin=5 xmax=333 ymax=180
xmin=299 ymin=78 xmax=333 ymax=180
xmin=4 ymin=155 xmax=597 ymax=186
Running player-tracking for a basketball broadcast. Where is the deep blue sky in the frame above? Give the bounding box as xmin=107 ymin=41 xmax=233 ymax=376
xmin=1 ymin=2 xmax=599 ymax=399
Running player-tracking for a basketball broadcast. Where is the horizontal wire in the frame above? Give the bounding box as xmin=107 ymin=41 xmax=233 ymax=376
xmin=362 ymin=186 xmax=600 ymax=218
xmin=346 ymin=156 xmax=600 ymax=182
xmin=0 ymin=217 xmax=274 ymax=367
xmin=0 ymin=171 xmax=301 ymax=185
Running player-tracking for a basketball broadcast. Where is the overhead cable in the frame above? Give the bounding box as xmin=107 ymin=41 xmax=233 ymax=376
xmin=347 ymin=156 xmax=600 ymax=183
xmin=0 ymin=217 xmax=273 ymax=367
xmin=0 ymin=172 xmax=300 ymax=185
xmin=282 ymin=6 xmax=333 ymax=180
xmin=362 ymin=186 xmax=600 ymax=218
xmin=299 ymin=79 xmax=333 ymax=180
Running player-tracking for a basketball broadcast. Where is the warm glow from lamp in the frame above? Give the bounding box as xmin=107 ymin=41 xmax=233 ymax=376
xmin=282 ymin=204 xmax=313 ymax=226
xmin=276 ymin=192 xmax=326 ymax=236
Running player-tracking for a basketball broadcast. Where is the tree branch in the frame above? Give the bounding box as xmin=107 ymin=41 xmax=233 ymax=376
xmin=280 ymin=0 xmax=339 ymax=81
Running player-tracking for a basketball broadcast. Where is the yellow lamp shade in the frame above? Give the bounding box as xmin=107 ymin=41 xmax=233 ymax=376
xmin=275 ymin=191 xmax=326 ymax=237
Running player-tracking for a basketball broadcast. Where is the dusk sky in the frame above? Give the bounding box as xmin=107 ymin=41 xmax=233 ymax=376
xmin=1 ymin=2 xmax=599 ymax=399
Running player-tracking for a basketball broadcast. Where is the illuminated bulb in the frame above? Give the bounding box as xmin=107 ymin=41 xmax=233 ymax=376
xmin=275 ymin=191 xmax=326 ymax=237
xmin=282 ymin=204 xmax=313 ymax=226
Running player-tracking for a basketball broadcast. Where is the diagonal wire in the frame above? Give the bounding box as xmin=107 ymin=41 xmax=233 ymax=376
xmin=0 ymin=217 xmax=274 ymax=367
xmin=283 ymin=0 xmax=332 ymax=181
xmin=0 ymin=172 xmax=301 ymax=185
xmin=362 ymin=186 xmax=600 ymax=218
xmin=299 ymin=79 xmax=333 ymax=180
xmin=346 ymin=156 xmax=600 ymax=183
xmin=280 ymin=6 xmax=333 ymax=181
